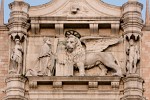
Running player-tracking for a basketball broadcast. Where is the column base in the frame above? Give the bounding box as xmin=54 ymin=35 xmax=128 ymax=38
xmin=121 ymin=95 xmax=146 ymax=100
xmin=3 ymin=95 xmax=27 ymax=100
xmin=5 ymin=75 xmax=27 ymax=100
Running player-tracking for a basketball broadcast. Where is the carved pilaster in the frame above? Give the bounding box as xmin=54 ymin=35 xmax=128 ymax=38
xmin=8 ymin=0 xmax=30 ymax=75
xmin=5 ymin=1 xmax=30 ymax=99
xmin=122 ymin=0 xmax=143 ymax=76
xmin=121 ymin=1 xmax=145 ymax=99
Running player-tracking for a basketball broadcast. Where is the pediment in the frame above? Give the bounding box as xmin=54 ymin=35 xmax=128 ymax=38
xmin=29 ymin=0 xmax=121 ymax=18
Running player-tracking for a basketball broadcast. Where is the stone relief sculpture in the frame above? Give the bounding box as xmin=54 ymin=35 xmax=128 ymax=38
xmin=10 ymin=39 xmax=23 ymax=74
xmin=71 ymin=2 xmax=80 ymax=14
xmin=26 ymin=31 xmax=123 ymax=77
xmin=64 ymin=30 xmax=123 ymax=77
xmin=126 ymin=38 xmax=140 ymax=74
xmin=26 ymin=37 xmax=55 ymax=76
xmin=59 ymin=1 xmax=88 ymax=16
xmin=38 ymin=37 xmax=54 ymax=76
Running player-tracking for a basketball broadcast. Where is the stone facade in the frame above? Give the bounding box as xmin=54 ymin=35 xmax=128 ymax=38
xmin=0 ymin=0 xmax=150 ymax=99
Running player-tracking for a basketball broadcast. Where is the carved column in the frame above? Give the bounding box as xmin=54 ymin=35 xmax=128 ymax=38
xmin=5 ymin=1 xmax=30 ymax=99
xmin=121 ymin=1 xmax=145 ymax=99
xmin=8 ymin=0 xmax=30 ymax=75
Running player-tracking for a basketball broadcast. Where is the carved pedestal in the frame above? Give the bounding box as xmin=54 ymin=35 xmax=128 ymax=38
xmin=4 ymin=75 xmax=27 ymax=100
xmin=121 ymin=74 xmax=145 ymax=100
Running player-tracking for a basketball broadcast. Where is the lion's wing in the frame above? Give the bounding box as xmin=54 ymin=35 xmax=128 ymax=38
xmin=80 ymin=36 xmax=122 ymax=52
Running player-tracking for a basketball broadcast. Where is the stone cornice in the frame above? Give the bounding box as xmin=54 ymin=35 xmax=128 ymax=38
xmin=7 ymin=22 xmax=30 ymax=30
xmin=121 ymin=22 xmax=143 ymax=30
xmin=8 ymin=17 xmax=28 ymax=23
xmin=122 ymin=11 xmax=142 ymax=16
xmin=0 ymin=25 xmax=9 ymax=31
xmin=122 ymin=17 xmax=143 ymax=23
xmin=5 ymin=75 xmax=27 ymax=83
xmin=27 ymin=76 xmax=121 ymax=89
xmin=27 ymin=76 xmax=121 ymax=82
xmin=30 ymin=16 xmax=121 ymax=24
xmin=122 ymin=74 xmax=144 ymax=83
xmin=10 ymin=11 xmax=28 ymax=18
